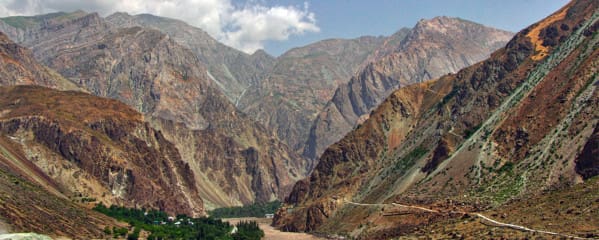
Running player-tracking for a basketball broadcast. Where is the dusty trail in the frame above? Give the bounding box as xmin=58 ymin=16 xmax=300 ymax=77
xmin=344 ymin=200 xmax=591 ymax=239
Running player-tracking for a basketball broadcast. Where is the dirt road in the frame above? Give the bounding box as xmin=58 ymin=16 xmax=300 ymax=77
xmin=345 ymin=200 xmax=590 ymax=239
xmin=223 ymin=217 xmax=323 ymax=240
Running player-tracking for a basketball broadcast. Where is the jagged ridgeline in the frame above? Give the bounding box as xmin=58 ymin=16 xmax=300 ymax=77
xmin=0 ymin=10 xmax=306 ymax=210
xmin=0 ymin=0 xmax=595 ymax=239
xmin=275 ymin=0 xmax=599 ymax=238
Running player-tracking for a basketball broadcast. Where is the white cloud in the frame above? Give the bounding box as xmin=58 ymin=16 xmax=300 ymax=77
xmin=222 ymin=3 xmax=319 ymax=53
xmin=0 ymin=0 xmax=319 ymax=53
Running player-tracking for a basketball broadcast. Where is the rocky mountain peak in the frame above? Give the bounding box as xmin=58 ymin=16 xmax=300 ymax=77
xmin=408 ymin=16 xmax=512 ymax=46
xmin=251 ymin=49 xmax=269 ymax=57
xmin=0 ymin=11 xmax=306 ymax=208
xmin=303 ymin=17 xmax=513 ymax=160
xmin=250 ymin=49 xmax=274 ymax=62
xmin=38 ymin=11 xmax=100 ymax=30
xmin=0 ymin=10 xmax=88 ymax=29
xmin=413 ymin=16 xmax=458 ymax=34
xmin=277 ymin=0 xmax=599 ymax=237
xmin=103 ymin=12 xmax=275 ymax=103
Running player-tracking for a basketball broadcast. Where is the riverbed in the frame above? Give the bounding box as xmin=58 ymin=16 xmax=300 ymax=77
xmin=223 ymin=217 xmax=323 ymax=240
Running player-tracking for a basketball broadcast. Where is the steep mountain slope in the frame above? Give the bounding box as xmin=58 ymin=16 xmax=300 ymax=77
xmin=304 ymin=17 xmax=513 ymax=160
xmin=0 ymin=86 xmax=204 ymax=216
xmin=404 ymin=177 xmax=599 ymax=239
xmin=0 ymin=31 xmax=204 ymax=218
xmin=0 ymin=145 xmax=122 ymax=239
xmin=238 ymin=36 xmax=387 ymax=157
xmin=0 ymin=12 xmax=305 ymax=208
xmin=0 ymin=32 xmax=81 ymax=90
xmin=275 ymin=1 xmax=599 ymax=238
xmin=105 ymin=12 xmax=276 ymax=103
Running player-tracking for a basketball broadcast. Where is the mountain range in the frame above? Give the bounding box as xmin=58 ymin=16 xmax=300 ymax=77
xmin=274 ymin=0 xmax=599 ymax=238
xmin=304 ymin=16 xmax=513 ymax=161
xmin=0 ymin=0 xmax=596 ymax=238
xmin=237 ymin=16 xmax=512 ymax=169
xmin=0 ymin=11 xmax=305 ymax=210
xmin=0 ymin=9 xmax=511 ymax=211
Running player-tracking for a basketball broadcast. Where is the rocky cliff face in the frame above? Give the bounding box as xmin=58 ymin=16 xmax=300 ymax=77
xmin=0 ymin=12 xmax=305 ymax=208
xmin=304 ymin=17 xmax=513 ymax=160
xmin=0 ymin=86 xmax=204 ymax=217
xmin=0 ymin=32 xmax=80 ymax=90
xmin=238 ymin=36 xmax=386 ymax=159
xmin=105 ymin=12 xmax=276 ymax=103
xmin=276 ymin=1 xmax=598 ymax=237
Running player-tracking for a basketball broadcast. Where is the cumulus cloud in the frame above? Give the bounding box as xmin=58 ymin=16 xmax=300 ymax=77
xmin=0 ymin=0 xmax=319 ymax=53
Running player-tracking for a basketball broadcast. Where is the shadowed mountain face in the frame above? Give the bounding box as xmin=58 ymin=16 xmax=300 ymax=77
xmin=0 ymin=86 xmax=202 ymax=235
xmin=237 ymin=36 xmax=388 ymax=162
xmin=275 ymin=0 xmax=599 ymax=238
xmin=303 ymin=17 xmax=513 ymax=161
xmin=0 ymin=12 xmax=306 ymax=209
xmin=0 ymin=32 xmax=138 ymax=237
xmin=231 ymin=17 xmax=511 ymax=166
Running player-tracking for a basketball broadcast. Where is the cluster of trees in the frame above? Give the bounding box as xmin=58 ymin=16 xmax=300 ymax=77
xmin=93 ymin=203 xmax=264 ymax=240
xmin=233 ymin=221 xmax=264 ymax=240
xmin=209 ymin=200 xmax=281 ymax=218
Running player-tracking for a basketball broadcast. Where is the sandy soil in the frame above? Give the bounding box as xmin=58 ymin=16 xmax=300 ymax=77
xmin=223 ymin=217 xmax=323 ymax=240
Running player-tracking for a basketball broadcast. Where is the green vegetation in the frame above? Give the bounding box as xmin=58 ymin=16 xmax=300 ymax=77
xmin=93 ymin=203 xmax=264 ymax=240
xmin=497 ymin=162 xmax=514 ymax=174
xmin=392 ymin=146 xmax=428 ymax=175
xmin=103 ymin=226 xmax=111 ymax=235
xmin=233 ymin=221 xmax=264 ymax=240
xmin=464 ymin=124 xmax=482 ymax=139
xmin=80 ymin=197 xmax=96 ymax=203
xmin=437 ymin=86 xmax=459 ymax=108
xmin=209 ymin=200 xmax=281 ymax=218
xmin=112 ymin=226 xmax=128 ymax=238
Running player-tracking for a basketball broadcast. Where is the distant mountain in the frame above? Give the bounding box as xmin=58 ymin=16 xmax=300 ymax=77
xmin=237 ymin=36 xmax=387 ymax=159
xmin=275 ymin=1 xmax=598 ymax=238
xmin=105 ymin=12 xmax=276 ymax=104
xmin=304 ymin=17 xmax=513 ymax=160
xmin=0 ymin=11 xmax=306 ymax=209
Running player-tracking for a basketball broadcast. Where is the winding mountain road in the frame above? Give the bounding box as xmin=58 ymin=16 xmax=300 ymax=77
xmin=344 ymin=200 xmax=590 ymax=239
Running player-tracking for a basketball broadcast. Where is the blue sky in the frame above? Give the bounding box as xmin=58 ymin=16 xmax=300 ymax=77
xmin=262 ymin=0 xmax=570 ymax=56
xmin=0 ymin=0 xmax=571 ymax=56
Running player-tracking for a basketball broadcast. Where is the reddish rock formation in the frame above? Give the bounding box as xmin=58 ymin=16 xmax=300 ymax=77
xmin=276 ymin=1 xmax=599 ymax=238
xmin=0 ymin=12 xmax=306 ymax=208
xmin=0 ymin=86 xmax=204 ymax=216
